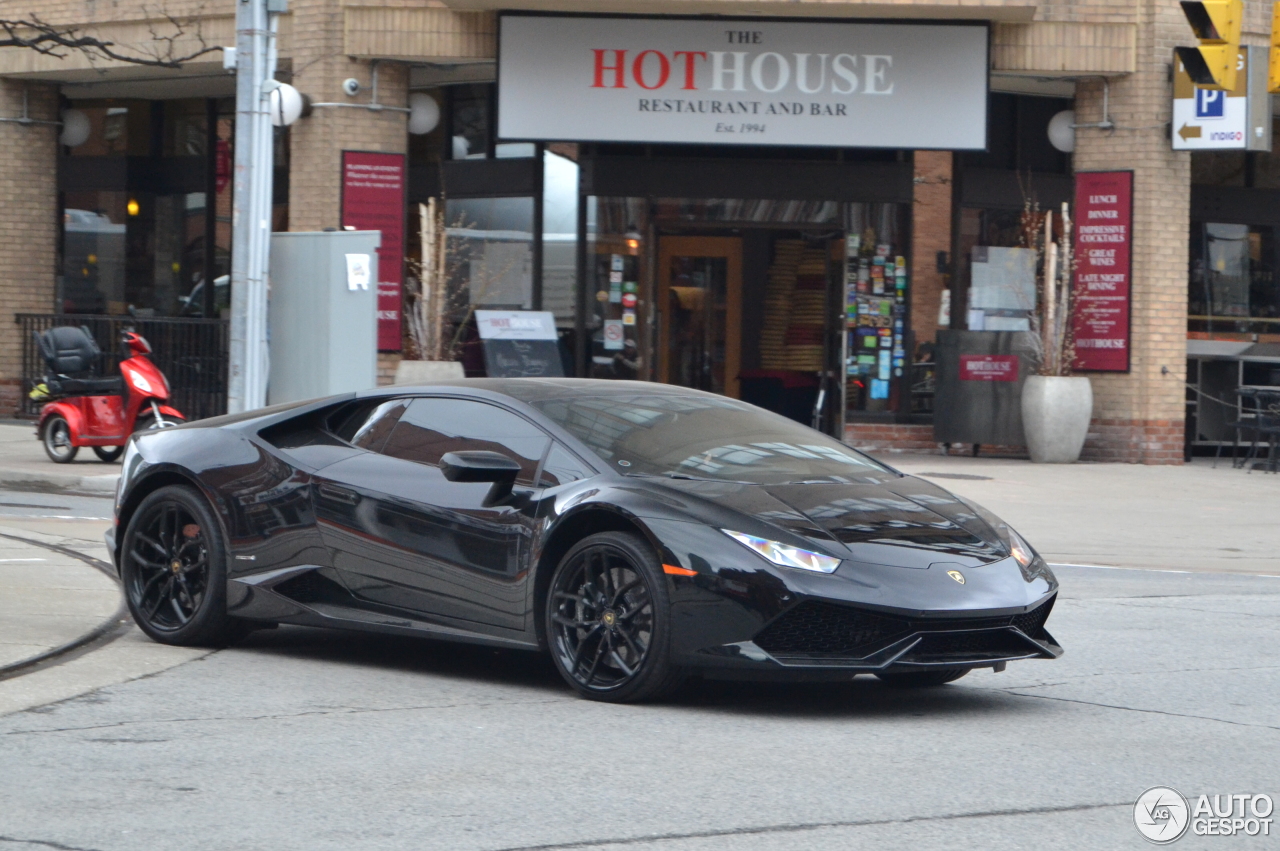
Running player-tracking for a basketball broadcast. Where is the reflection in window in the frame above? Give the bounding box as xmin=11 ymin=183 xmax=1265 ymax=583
xmin=61 ymin=193 xmax=126 ymax=313
xmin=533 ymin=393 xmax=886 ymax=484
xmin=1188 ymin=222 xmax=1280 ymax=334
xmin=449 ymin=84 xmax=490 ymax=160
xmin=446 ymin=197 xmax=535 ymax=310
xmin=382 ymin=397 xmax=549 ymax=486
xmin=542 ymin=150 xmax=579 ymax=333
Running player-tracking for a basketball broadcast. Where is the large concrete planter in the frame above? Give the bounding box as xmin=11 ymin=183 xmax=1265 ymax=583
xmin=394 ymin=359 xmax=464 ymax=385
xmin=1021 ymin=375 xmax=1092 ymax=463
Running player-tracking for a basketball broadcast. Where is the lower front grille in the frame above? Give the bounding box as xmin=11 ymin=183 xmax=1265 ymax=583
xmin=754 ymin=602 xmax=909 ymax=657
xmin=753 ymin=597 xmax=1055 ymax=660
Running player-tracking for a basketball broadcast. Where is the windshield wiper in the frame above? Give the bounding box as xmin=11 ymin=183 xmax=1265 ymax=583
xmin=624 ymin=471 xmax=739 ymax=483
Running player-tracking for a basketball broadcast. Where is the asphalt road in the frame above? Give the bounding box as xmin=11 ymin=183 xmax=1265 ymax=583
xmin=0 ymin=502 xmax=1276 ymax=851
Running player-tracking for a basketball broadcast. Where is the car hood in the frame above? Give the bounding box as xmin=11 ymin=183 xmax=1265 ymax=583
xmin=647 ymin=473 xmax=1009 ymax=568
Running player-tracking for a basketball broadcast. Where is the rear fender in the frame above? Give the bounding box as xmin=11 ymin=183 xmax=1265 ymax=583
xmin=38 ymin=400 xmax=86 ymax=443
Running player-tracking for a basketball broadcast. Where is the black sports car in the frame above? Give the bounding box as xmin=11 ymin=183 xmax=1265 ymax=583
xmin=108 ymin=379 xmax=1061 ymax=702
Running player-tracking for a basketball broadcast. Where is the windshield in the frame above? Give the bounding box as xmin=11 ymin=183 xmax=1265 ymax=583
xmin=531 ymin=393 xmax=891 ymax=485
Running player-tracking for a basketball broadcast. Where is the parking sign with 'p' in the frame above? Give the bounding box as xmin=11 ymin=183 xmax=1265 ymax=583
xmin=1195 ymin=88 xmax=1225 ymax=119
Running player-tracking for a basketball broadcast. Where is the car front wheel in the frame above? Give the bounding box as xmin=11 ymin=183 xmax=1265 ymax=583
xmin=546 ymin=531 xmax=684 ymax=703
xmin=121 ymin=484 xmax=244 ymax=646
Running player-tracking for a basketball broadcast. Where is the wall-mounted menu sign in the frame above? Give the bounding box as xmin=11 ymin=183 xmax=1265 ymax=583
xmin=341 ymin=151 xmax=405 ymax=351
xmin=1072 ymin=171 xmax=1133 ymax=372
xmin=498 ymin=14 xmax=988 ymax=149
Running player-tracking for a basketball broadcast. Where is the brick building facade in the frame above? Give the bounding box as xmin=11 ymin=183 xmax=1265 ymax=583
xmin=2 ymin=0 xmax=1277 ymax=464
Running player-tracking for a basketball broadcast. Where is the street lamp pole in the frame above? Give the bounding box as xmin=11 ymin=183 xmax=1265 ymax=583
xmin=228 ymin=0 xmax=282 ymax=413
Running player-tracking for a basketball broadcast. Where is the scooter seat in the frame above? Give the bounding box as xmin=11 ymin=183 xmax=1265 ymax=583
xmin=51 ymin=376 xmax=124 ymax=396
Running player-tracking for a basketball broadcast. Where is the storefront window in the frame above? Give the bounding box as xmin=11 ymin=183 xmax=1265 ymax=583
xmin=61 ymin=192 xmax=126 ymax=313
xmin=843 ymin=203 xmax=912 ymax=417
xmin=584 ymin=197 xmax=649 ymax=381
xmin=444 ymin=196 xmax=536 ymax=371
xmin=542 ymin=150 xmax=579 ymax=365
xmin=1188 ymin=223 xmax=1280 ymax=334
xmin=59 ymin=98 xmax=238 ymax=317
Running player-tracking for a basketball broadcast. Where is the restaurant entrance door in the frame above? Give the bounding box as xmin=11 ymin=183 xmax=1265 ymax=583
xmin=657 ymin=236 xmax=743 ymax=399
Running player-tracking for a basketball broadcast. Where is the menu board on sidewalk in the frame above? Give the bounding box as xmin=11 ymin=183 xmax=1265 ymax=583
xmin=1071 ymin=171 xmax=1133 ymax=372
xmin=341 ymin=151 xmax=405 ymax=351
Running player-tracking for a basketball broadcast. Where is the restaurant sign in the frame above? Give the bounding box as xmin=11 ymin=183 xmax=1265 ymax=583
xmin=1072 ymin=171 xmax=1133 ymax=372
xmin=497 ymin=15 xmax=988 ymax=149
xmin=959 ymin=355 xmax=1019 ymax=382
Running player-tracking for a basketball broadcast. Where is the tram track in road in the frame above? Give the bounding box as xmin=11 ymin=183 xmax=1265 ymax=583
xmin=0 ymin=530 xmax=131 ymax=683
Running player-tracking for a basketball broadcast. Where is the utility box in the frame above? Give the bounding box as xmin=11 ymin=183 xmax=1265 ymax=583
xmin=268 ymin=230 xmax=379 ymax=405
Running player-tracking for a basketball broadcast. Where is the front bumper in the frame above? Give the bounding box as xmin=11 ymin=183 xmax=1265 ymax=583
xmin=646 ymin=518 xmax=1062 ymax=679
xmin=683 ymin=595 xmax=1062 ymax=680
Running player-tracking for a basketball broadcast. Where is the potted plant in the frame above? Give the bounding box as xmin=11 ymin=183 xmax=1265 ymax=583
xmin=1021 ymin=202 xmax=1093 ymax=463
xmin=397 ymin=197 xmax=465 ymax=384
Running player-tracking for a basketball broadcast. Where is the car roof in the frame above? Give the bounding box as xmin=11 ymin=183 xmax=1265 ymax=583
xmin=358 ymin=378 xmax=724 ymax=404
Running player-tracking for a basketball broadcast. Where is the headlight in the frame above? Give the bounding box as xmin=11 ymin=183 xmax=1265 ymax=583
xmin=1008 ymin=529 xmax=1034 ymax=568
xmin=722 ymin=529 xmax=842 ymax=574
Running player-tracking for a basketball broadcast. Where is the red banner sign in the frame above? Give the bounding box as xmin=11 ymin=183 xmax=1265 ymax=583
xmin=959 ymin=355 xmax=1019 ymax=382
xmin=341 ymin=151 xmax=405 ymax=351
xmin=1071 ymin=171 xmax=1132 ymax=372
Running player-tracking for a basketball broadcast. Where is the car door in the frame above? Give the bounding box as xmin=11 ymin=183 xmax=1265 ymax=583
xmin=314 ymin=396 xmax=550 ymax=633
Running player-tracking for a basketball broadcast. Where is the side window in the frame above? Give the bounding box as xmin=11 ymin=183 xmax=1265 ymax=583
xmin=539 ymin=443 xmax=594 ymax=487
xmin=329 ymin=399 xmax=408 ymax=452
xmin=382 ymin=398 xmax=550 ymax=486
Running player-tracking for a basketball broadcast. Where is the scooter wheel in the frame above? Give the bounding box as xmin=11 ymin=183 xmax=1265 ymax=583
xmin=133 ymin=413 xmax=185 ymax=433
xmin=41 ymin=415 xmax=78 ymax=464
xmin=93 ymin=446 xmax=124 ymax=462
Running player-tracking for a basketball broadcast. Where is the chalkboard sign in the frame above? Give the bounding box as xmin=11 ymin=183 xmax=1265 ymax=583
xmin=475 ymin=310 xmax=564 ymax=378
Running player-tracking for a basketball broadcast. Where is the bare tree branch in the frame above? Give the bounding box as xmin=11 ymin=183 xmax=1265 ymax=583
xmin=0 ymin=12 xmax=220 ymax=69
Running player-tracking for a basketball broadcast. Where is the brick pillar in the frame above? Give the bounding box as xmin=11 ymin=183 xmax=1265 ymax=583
xmin=287 ymin=0 xmax=408 ymax=232
xmin=0 ymin=81 xmax=59 ymax=416
xmin=910 ymin=151 xmax=952 ymax=348
xmin=1071 ymin=0 xmax=1189 ymax=465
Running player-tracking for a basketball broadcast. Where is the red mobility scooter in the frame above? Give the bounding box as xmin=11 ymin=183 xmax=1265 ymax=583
xmin=33 ymin=325 xmax=185 ymax=463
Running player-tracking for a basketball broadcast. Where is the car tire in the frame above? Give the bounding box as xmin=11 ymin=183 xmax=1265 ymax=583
xmin=875 ymin=668 xmax=970 ymax=688
xmin=93 ymin=446 xmax=124 ymax=462
xmin=41 ymin=415 xmax=78 ymax=463
xmin=120 ymin=484 xmax=246 ymax=647
xmin=134 ymin=412 xmax=185 ymax=433
xmin=545 ymin=531 xmax=684 ymax=703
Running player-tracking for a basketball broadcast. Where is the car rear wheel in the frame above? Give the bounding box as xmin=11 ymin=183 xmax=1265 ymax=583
xmin=121 ymin=484 xmax=245 ymax=646
xmin=546 ymin=531 xmax=683 ymax=703
xmin=93 ymin=446 xmax=124 ymax=462
xmin=41 ymin=415 xmax=78 ymax=463
xmin=875 ymin=668 xmax=970 ymax=688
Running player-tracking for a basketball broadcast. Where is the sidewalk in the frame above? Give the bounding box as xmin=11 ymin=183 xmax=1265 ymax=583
xmin=882 ymin=452 xmax=1280 ymax=575
xmin=0 ymin=421 xmax=120 ymax=493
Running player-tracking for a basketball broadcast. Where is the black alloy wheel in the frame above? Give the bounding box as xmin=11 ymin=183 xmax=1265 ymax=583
xmin=93 ymin=446 xmax=124 ymax=462
xmin=41 ymin=415 xmax=78 ymax=463
xmin=546 ymin=532 xmax=683 ymax=702
xmin=121 ymin=485 xmax=244 ymax=646
xmin=875 ymin=668 xmax=970 ymax=688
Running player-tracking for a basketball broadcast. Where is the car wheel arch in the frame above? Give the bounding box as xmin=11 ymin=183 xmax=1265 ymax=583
xmin=115 ymin=467 xmax=228 ymax=571
xmin=530 ymin=505 xmax=669 ymax=651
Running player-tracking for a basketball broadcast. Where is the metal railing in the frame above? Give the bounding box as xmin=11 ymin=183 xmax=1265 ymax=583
xmin=16 ymin=313 xmax=229 ymax=422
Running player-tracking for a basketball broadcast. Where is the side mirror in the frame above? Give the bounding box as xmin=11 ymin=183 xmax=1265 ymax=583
xmin=440 ymin=450 xmax=522 ymax=506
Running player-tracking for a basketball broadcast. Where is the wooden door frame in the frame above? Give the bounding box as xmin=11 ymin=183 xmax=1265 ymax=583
xmin=656 ymin=236 xmax=743 ymax=398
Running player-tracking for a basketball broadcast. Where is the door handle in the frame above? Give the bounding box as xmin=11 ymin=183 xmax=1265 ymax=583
xmin=317 ymin=484 xmax=359 ymax=505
